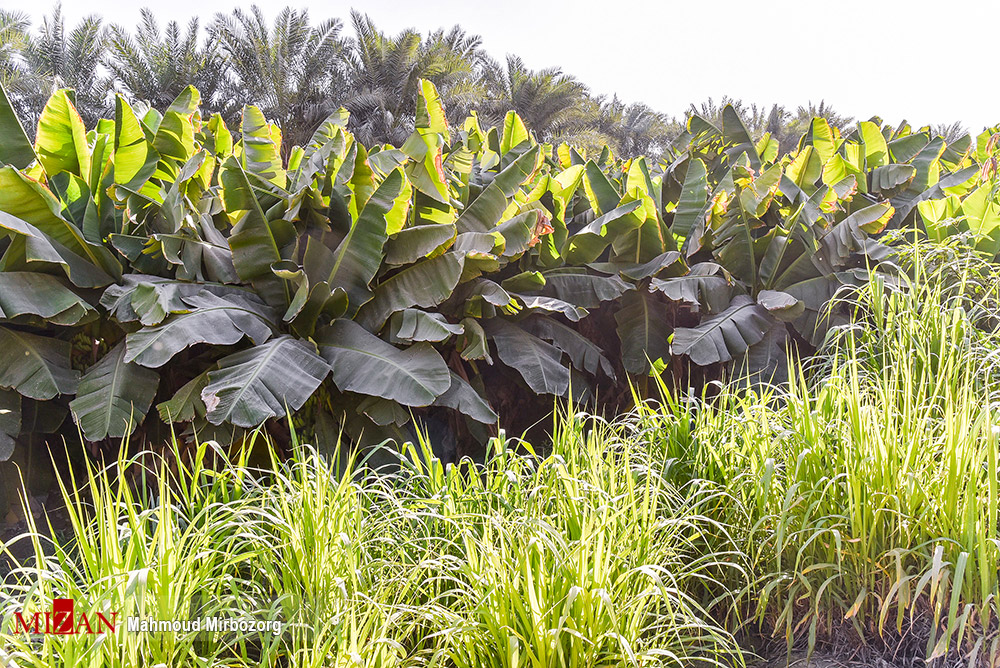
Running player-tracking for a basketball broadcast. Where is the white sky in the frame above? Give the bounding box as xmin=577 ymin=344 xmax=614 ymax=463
xmin=6 ymin=0 xmax=998 ymax=132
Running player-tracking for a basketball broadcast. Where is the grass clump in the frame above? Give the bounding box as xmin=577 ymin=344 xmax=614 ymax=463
xmin=7 ymin=241 xmax=1000 ymax=666
xmin=641 ymin=241 xmax=1000 ymax=663
xmin=0 ymin=417 xmax=741 ymax=667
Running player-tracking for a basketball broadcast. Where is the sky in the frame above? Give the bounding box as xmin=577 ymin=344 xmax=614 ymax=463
xmin=6 ymin=0 xmax=998 ymax=132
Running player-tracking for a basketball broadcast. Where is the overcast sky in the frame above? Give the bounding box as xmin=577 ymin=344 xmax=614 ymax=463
xmin=7 ymin=0 xmax=997 ymax=132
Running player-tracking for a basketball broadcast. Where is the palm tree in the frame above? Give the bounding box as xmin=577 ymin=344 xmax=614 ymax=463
xmin=685 ymin=98 xmax=853 ymax=153
xmin=931 ymin=121 xmax=967 ymax=143
xmin=0 ymin=11 xmax=29 ymax=89
xmin=21 ymin=5 xmax=110 ymax=126
xmin=106 ymin=9 xmax=225 ymax=113
xmin=478 ymin=55 xmax=594 ymax=141
xmin=795 ymin=101 xmax=853 ymax=131
xmin=341 ymin=12 xmax=486 ymax=146
xmin=686 ymin=96 xmax=775 ymax=137
xmin=419 ymin=25 xmax=490 ymax=124
xmin=341 ymin=13 xmax=429 ymax=146
xmin=0 ymin=10 xmax=32 ymax=125
xmin=776 ymin=100 xmax=853 ymax=151
xmin=211 ymin=5 xmax=346 ymax=154
xmin=594 ymin=96 xmax=679 ymax=158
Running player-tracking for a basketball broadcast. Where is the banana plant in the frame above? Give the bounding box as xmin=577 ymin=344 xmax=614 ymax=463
xmin=916 ymin=129 xmax=1000 ymax=258
xmin=0 ymin=78 xmax=983 ymax=461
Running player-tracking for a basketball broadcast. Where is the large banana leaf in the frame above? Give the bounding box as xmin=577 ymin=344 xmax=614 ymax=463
xmin=722 ymin=105 xmax=760 ymax=170
xmin=859 ymin=121 xmax=889 ymax=168
xmin=0 ymin=272 xmax=96 ymax=325
xmin=201 ymin=336 xmax=330 ymax=427
xmin=651 ymin=263 xmax=734 ymax=314
xmin=101 ymin=276 xmax=252 ymax=325
xmin=34 ymin=89 xmax=91 ymax=178
xmin=564 ymin=200 xmax=643 ymax=264
xmin=240 ymin=106 xmax=286 ymax=188
xmin=69 ymin=343 xmax=160 ymax=440
xmin=221 ymin=157 xmax=294 ymax=302
xmin=582 ymin=160 xmax=621 ymax=215
xmin=158 ymin=368 xmax=212 ymax=424
xmin=318 ymin=319 xmax=451 ymax=406
xmin=455 ymin=147 xmax=539 ymax=233
xmin=390 ymin=309 xmax=464 ymax=343
xmin=0 ymin=389 xmax=19 ymax=461
xmin=611 ymin=194 xmax=677 ymax=264
xmin=101 ymin=275 xmax=196 ymax=323
xmin=770 ymin=203 xmax=893 ymax=290
xmin=494 ymin=211 xmax=541 ymax=257
xmin=433 ymin=372 xmax=498 ymax=424
xmin=276 ymin=268 xmax=347 ymax=337
xmin=0 ymin=170 xmax=121 ymax=280
xmin=485 ymin=319 xmax=569 ymax=396
xmin=152 ymin=87 xmax=200 ymax=175
xmin=500 ymin=111 xmax=529 ymax=155
xmin=785 ymin=147 xmax=822 ymax=193
xmin=131 ymin=280 xmax=207 ymax=326
xmin=326 ymin=167 xmax=412 ymax=312
xmin=416 ymin=79 xmax=451 ymax=142
xmin=804 ymin=118 xmax=837 ymax=164
xmin=0 ymin=328 xmax=79 ymax=400
xmin=458 ymin=317 xmax=491 ymax=362
xmin=672 ymin=158 xmax=709 ymax=239
xmin=356 ymin=396 xmax=409 ymax=426
xmin=357 ymin=251 xmax=465 ymax=331
xmin=889 ymin=133 xmax=931 ymax=163
xmin=402 ymin=86 xmax=451 ymax=205
xmin=518 ymin=296 xmax=587 ymax=321
xmin=869 ymin=164 xmax=916 ymax=198
xmin=385 ymin=224 xmax=456 ymax=265
xmin=537 ymin=269 xmax=631 ymax=308
xmin=756 ymin=290 xmax=804 ymax=321
xmin=671 ymin=295 xmax=775 ymax=366
xmin=524 ymin=316 xmax=615 ymax=379
xmin=917 ymin=195 xmax=962 ymax=243
xmin=893 ymin=162 xmax=978 ymax=224
xmin=615 ymin=290 xmax=671 ymax=375
xmin=113 ymin=96 xmax=159 ymax=190
xmin=962 ymin=185 xmax=1000 ymax=257
xmin=781 ymin=274 xmax=841 ymax=346
xmin=737 ymin=323 xmax=790 ymax=387
xmin=125 ymin=291 xmax=278 ymax=368
xmin=713 ymin=183 xmax=773 ymax=287
xmin=0 ymin=82 xmax=35 ymax=169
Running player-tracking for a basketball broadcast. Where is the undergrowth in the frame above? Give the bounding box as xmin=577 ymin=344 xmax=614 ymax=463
xmin=4 ymin=241 xmax=1000 ymax=666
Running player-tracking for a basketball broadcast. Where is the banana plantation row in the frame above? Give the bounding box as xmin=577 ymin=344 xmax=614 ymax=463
xmin=0 ymin=80 xmax=995 ymax=460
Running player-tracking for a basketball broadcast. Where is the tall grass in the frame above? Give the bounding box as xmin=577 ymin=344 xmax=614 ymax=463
xmin=5 ymin=240 xmax=1000 ymax=666
xmin=0 ymin=418 xmax=741 ymax=667
xmin=630 ymin=240 xmax=1000 ymax=663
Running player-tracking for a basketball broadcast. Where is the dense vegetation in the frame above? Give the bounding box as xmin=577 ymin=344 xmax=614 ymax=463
xmin=0 ymin=5 xmax=905 ymax=157
xmin=6 ymin=248 xmax=1000 ymax=665
xmin=0 ymin=75 xmax=996 ymax=467
xmin=0 ymin=35 xmax=999 ymax=665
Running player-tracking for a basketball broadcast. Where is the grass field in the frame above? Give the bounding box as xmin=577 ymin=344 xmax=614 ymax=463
xmin=3 ymin=244 xmax=1000 ymax=666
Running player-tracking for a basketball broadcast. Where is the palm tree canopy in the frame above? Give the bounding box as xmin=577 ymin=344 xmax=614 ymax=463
xmin=20 ymin=5 xmax=110 ymax=126
xmin=1 ymin=6 xmax=959 ymax=159
xmin=478 ymin=55 xmax=592 ymax=140
xmin=211 ymin=5 xmax=345 ymax=148
xmin=106 ymin=9 xmax=224 ymax=113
